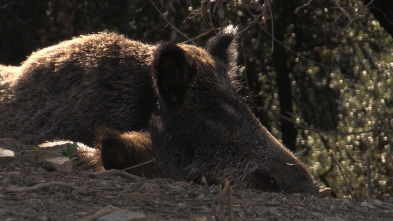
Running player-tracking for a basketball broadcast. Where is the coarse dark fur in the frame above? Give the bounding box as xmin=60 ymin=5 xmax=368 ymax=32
xmin=0 ymin=33 xmax=156 ymax=145
xmin=0 ymin=26 xmax=330 ymax=196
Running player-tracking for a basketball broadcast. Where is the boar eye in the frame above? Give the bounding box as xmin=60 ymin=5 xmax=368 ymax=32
xmin=209 ymin=108 xmax=226 ymax=120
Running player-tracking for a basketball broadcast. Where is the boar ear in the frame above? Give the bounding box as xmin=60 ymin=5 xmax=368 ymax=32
xmin=206 ymin=25 xmax=238 ymax=68
xmin=154 ymin=42 xmax=195 ymax=109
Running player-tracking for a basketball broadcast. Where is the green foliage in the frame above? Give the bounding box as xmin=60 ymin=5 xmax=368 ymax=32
xmin=63 ymin=143 xmax=78 ymax=160
xmin=1 ymin=0 xmax=392 ymax=198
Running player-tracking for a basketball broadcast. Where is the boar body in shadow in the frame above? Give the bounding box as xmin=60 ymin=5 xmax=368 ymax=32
xmin=0 ymin=33 xmax=156 ymax=145
xmin=0 ymin=28 xmax=330 ymax=196
xmin=97 ymin=27 xmax=330 ymax=197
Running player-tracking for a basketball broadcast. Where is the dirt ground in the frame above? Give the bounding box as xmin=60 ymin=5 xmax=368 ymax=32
xmin=0 ymin=141 xmax=392 ymax=221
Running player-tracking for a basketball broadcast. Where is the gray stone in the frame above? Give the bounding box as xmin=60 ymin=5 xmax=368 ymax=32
xmin=42 ymin=157 xmax=73 ymax=173
xmin=0 ymin=148 xmax=15 ymax=165
xmin=96 ymin=210 xmax=146 ymax=221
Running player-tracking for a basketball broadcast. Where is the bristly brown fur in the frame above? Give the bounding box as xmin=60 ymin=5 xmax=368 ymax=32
xmin=0 ymin=27 xmax=330 ymax=196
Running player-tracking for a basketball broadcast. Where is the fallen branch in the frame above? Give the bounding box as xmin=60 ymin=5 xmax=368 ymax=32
xmin=218 ymin=179 xmax=235 ymax=221
xmin=90 ymin=169 xmax=140 ymax=181
xmin=122 ymin=159 xmax=155 ymax=172
xmin=226 ymin=181 xmax=235 ymax=221
xmin=3 ymin=181 xmax=74 ymax=192
xmin=202 ymin=176 xmax=217 ymax=220
xmin=329 ymin=149 xmax=354 ymax=199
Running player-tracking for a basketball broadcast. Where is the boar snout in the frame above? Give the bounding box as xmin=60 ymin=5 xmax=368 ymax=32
xmin=252 ymin=159 xmax=331 ymax=197
xmin=252 ymin=168 xmax=330 ymax=197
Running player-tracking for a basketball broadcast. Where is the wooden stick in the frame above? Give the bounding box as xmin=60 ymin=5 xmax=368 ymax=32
xmin=225 ymin=180 xmax=235 ymax=221
xmin=218 ymin=183 xmax=225 ymax=220
xmin=218 ymin=180 xmax=235 ymax=221
xmin=122 ymin=159 xmax=155 ymax=172
xmin=202 ymin=177 xmax=217 ymax=220
xmin=90 ymin=169 xmax=140 ymax=180
xmin=329 ymin=149 xmax=354 ymax=199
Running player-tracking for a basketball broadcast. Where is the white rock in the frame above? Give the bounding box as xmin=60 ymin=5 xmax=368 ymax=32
xmin=42 ymin=157 xmax=73 ymax=173
xmin=0 ymin=148 xmax=15 ymax=165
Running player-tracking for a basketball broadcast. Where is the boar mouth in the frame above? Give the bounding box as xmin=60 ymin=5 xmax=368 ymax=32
xmin=251 ymin=170 xmax=280 ymax=192
xmin=251 ymin=169 xmax=331 ymax=197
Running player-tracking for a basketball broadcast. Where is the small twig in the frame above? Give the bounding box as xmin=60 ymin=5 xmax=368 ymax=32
xmin=90 ymin=169 xmax=140 ymax=181
xmin=122 ymin=159 xmax=155 ymax=172
xmin=258 ymin=106 xmax=393 ymax=136
xmin=3 ymin=181 xmax=74 ymax=192
xmin=149 ymin=0 xmax=194 ymax=43
xmin=329 ymin=149 xmax=354 ymax=199
xmin=366 ymin=155 xmax=372 ymax=199
xmin=218 ymin=183 xmax=225 ymax=220
xmin=334 ymin=0 xmax=352 ymax=22
xmin=333 ymin=0 xmax=375 ymax=39
xmin=294 ymin=0 xmax=313 ymax=14
xmin=218 ymin=180 xmax=235 ymax=221
xmin=237 ymin=12 xmax=263 ymax=36
xmin=225 ymin=180 xmax=235 ymax=221
xmin=264 ymin=0 xmax=274 ymax=51
xmin=207 ymin=0 xmax=216 ymax=33
xmin=242 ymin=9 xmax=332 ymax=71
xmin=202 ymin=177 xmax=217 ymax=221
xmin=365 ymin=0 xmax=393 ymax=28
xmin=182 ymin=28 xmax=216 ymax=44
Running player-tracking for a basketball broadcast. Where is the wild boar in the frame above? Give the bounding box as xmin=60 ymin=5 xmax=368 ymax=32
xmin=0 ymin=26 xmax=330 ymax=197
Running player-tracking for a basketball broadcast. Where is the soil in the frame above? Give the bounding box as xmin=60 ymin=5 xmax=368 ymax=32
xmin=0 ymin=141 xmax=392 ymax=221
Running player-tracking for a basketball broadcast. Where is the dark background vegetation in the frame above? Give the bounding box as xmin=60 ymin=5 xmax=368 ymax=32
xmin=1 ymin=0 xmax=392 ymax=199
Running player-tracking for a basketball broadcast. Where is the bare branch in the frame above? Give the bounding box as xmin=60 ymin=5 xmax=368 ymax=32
xmin=241 ymin=7 xmax=332 ymax=71
xmin=294 ymin=0 xmax=313 ymax=14
xmin=181 ymin=28 xmax=216 ymax=44
xmin=237 ymin=12 xmax=264 ymax=36
xmin=264 ymin=0 xmax=274 ymax=51
xmin=218 ymin=179 xmax=234 ymax=221
xmin=149 ymin=0 xmax=194 ymax=44
xmin=329 ymin=149 xmax=355 ymax=200
xmin=258 ymin=106 xmax=393 ymax=136
xmin=334 ymin=0 xmax=352 ymax=22
xmin=333 ymin=0 xmax=376 ymax=39
xmin=207 ymin=0 xmax=217 ymax=33
xmin=202 ymin=176 xmax=217 ymax=220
